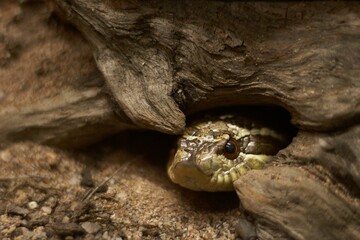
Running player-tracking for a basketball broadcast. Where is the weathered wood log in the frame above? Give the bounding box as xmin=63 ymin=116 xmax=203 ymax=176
xmin=235 ymin=129 xmax=360 ymax=239
xmin=235 ymin=166 xmax=360 ymax=240
xmin=47 ymin=0 xmax=360 ymax=134
xmin=0 ymin=87 xmax=130 ymax=147
xmin=1 ymin=1 xmax=359 ymax=140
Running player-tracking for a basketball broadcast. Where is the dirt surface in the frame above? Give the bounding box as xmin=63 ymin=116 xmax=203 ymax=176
xmin=0 ymin=1 xmax=99 ymax=109
xmin=0 ymin=1 xmax=241 ymax=239
xmin=0 ymin=134 xmax=241 ymax=239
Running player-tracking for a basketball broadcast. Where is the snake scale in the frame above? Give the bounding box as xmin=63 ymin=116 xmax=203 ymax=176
xmin=167 ymin=109 xmax=292 ymax=191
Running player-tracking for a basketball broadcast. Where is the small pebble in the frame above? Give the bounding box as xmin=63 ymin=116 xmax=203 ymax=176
xmin=28 ymin=201 xmax=38 ymax=209
xmin=20 ymin=219 xmax=28 ymax=226
xmin=115 ymin=192 xmax=128 ymax=203
xmin=69 ymin=175 xmax=80 ymax=186
xmin=33 ymin=226 xmax=47 ymax=240
xmin=12 ymin=227 xmax=31 ymax=237
xmin=62 ymin=216 xmax=70 ymax=223
xmin=44 ymin=197 xmax=57 ymax=208
xmin=7 ymin=205 xmax=29 ymax=217
xmin=81 ymin=222 xmax=101 ymax=234
xmin=102 ymin=231 xmax=109 ymax=239
xmin=41 ymin=206 xmax=52 ymax=214
xmin=0 ymin=150 xmax=12 ymax=162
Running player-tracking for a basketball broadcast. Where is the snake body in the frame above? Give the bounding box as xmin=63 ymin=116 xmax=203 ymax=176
xmin=167 ymin=113 xmax=290 ymax=191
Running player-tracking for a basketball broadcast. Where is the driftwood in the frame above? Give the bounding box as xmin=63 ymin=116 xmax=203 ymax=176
xmin=235 ymin=130 xmax=360 ymax=239
xmin=47 ymin=1 xmax=360 ymax=134
xmin=1 ymin=1 xmax=359 ymax=239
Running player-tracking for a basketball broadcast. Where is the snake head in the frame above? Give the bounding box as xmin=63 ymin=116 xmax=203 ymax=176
xmin=167 ymin=135 xmax=230 ymax=191
xmin=167 ymin=118 xmax=289 ymax=192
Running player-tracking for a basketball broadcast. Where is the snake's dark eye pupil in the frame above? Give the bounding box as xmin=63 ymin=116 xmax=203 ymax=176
xmin=225 ymin=142 xmax=236 ymax=154
xmin=223 ymin=138 xmax=240 ymax=160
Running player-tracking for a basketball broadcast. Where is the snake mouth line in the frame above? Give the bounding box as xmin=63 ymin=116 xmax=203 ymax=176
xmin=208 ymin=153 xmax=273 ymax=189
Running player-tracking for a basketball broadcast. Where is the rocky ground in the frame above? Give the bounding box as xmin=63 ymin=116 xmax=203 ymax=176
xmin=0 ymin=1 xmax=242 ymax=239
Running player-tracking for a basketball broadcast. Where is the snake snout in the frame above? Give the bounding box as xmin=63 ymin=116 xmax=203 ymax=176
xmin=167 ymin=154 xmax=214 ymax=191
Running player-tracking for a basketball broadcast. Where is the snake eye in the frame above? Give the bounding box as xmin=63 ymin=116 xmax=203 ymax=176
xmin=223 ymin=138 xmax=240 ymax=160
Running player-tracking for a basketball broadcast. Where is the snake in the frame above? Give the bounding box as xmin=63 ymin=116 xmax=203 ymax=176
xmin=167 ymin=111 xmax=291 ymax=191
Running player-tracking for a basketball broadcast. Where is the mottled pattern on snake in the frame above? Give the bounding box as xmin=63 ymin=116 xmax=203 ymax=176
xmin=167 ymin=114 xmax=290 ymax=191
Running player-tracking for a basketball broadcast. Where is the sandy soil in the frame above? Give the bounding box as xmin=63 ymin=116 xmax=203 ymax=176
xmin=0 ymin=1 xmax=241 ymax=239
xmin=0 ymin=134 xmax=241 ymax=239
